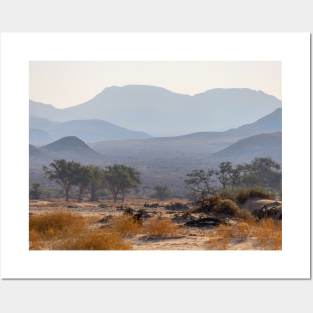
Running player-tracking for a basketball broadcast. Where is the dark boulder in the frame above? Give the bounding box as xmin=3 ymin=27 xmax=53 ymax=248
xmin=165 ymin=202 xmax=189 ymax=211
xmin=144 ymin=202 xmax=159 ymax=208
xmin=253 ymin=201 xmax=282 ymax=220
xmin=185 ymin=216 xmax=222 ymax=228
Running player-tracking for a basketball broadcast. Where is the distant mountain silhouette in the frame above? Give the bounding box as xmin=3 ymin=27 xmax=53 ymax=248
xmin=92 ymin=108 xmax=282 ymax=162
xmin=30 ymin=86 xmax=281 ymax=136
xmin=30 ymin=136 xmax=105 ymax=166
xmin=212 ymin=132 xmax=282 ymax=163
xmin=29 ymin=116 xmax=151 ymax=145
xmin=225 ymin=108 xmax=282 ymax=136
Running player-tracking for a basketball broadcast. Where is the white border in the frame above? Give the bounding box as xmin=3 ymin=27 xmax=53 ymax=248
xmin=0 ymin=33 xmax=310 ymax=279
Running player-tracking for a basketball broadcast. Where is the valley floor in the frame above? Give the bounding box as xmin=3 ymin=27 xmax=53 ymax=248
xmin=29 ymin=198 xmax=282 ymax=250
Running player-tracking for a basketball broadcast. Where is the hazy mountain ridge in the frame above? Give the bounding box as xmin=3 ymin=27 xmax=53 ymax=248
xmin=91 ymin=107 xmax=282 ymax=161
xmin=30 ymin=86 xmax=281 ymax=136
xmin=212 ymin=132 xmax=282 ymax=163
xmin=29 ymin=116 xmax=151 ymax=145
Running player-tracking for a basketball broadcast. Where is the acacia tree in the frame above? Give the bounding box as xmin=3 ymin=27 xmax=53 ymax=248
xmin=29 ymin=183 xmax=41 ymax=200
xmin=217 ymin=161 xmax=233 ymax=189
xmin=217 ymin=161 xmax=243 ymax=189
xmin=87 ymin=165 xmax=104 ymax=201
xmin=103 ymin=164 xmax=140 ymax=202
xmin=184 ymin=169 xmax=216 ymax=201
xmin=43 ymin=159 xmax=80 ymax=201
xmin=74 ymin=165 xmax=91 ymax=201
xmin=151 ymin=185 xmax=171 ymax=200
xmin=241 ymin=157 xmax=281 ymax=190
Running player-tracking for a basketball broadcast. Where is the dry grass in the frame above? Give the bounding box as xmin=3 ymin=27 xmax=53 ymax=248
xmin=29 ymin=211 xmax=86 ymax=240
xmin=251 ymin=218 xmax=282 ymax=250
xmin=207 ymin=218 xmax=281 ymax=250
xmin=144 ymin=218 xmax=179 ymax=238
xmin=54 ymin=230 xmax=131 ymax=250
xmin=109 ymin=216 xmax=142 ymax=237
xmin=29 ymin=211 xmax=132 ymax=250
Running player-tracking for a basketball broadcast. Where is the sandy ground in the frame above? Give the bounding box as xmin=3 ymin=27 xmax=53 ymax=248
xmin=29 ymin=198 xmax=280 ymax=250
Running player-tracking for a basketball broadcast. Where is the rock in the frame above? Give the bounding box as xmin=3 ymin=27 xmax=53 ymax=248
xmin=165 ymin=202 xmax=189 ymax=211
xmin=123 ymin=207 xmax=135 ymax=215
xmin=123 ymin=208 xmax=152 ymax=222
xmin=172 ymin=212 xmax=194 ymax=223
xmin=144 ymin=202 xmax=159 ymax=208
xmin=134 ymin=209 xmax=152 ymax=221
xmin=253 ymin=201 xmax=282 ymax=220
xmin=185 ymin=216 xmax=222 ymax=228
xmin=243 ymin=199 xmax=281 ymax=212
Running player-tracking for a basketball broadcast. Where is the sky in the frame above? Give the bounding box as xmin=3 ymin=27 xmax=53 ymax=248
xmin=29 ymin=61 xmax=281 ymax=108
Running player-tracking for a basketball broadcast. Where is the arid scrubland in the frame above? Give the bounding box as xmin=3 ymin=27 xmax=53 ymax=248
xmin=29 ymin=193 xmax=282 ymax=250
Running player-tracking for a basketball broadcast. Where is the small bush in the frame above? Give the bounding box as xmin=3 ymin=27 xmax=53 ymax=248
xmin=29 ymin=211 xmax=86 ymax=240
xmin=211 ymin=199 xmax=241 ymax=217
xmin=110 ymin=215 xmax=141 ymax=237
xmin=144 ymin=218 xmax=179 ymax=238
xmin=55 ymin=230 xmax=131 ymax=250
xmin=236 ymin=187 xmax=274 ymax=204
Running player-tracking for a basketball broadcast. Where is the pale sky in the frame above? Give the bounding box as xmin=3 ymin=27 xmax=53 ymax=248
xmin=29 ymin=61 xmax=281 ymax=108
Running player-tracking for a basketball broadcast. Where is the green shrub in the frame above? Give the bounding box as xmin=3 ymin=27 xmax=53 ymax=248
xmin=236 ymin=187 xmax=274 ymax=204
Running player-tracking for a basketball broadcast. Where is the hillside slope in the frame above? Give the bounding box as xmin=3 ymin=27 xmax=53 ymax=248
xmin=211 ymin=132 xmax=282 ymax=163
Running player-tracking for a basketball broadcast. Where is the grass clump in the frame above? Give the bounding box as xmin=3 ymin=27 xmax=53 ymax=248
xmin=251 ymin=218 xmax=282 ymax=250
xmin=55 ymin=230 xmax=131 ymax=250
xmin=29 ymin=211 xmax=86 ymax=240
xmin=207 ymin=218 xmax=281 ymax=250
xmin=144 ymin=218 xmax=179 ymax=238
xmin=110 ymin=215 xmax=142 ymax=237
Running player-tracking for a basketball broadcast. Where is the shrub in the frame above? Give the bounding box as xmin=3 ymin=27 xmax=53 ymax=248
xmin=144 ymin=218 xmax=179 ymax=238
xmin=110 ymin=215 xmax=141 ymax=237
xmin=211 ymin=199 xmax=241 ymax=217
xmin=55 ymin=230 xmax=131 ymax=250
xmin=236 ymin=187 xmax=274 ymax=204
xmin=29 ymin=211 xmax=86 ymax=240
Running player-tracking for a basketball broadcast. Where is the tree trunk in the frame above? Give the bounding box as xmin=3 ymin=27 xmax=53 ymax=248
xmin=112 ymin=192 xmax=118 ymax=203
xmin=65 ymin=187 xmax=70 ymax=201
xmin=90 ymin=184 xmax=97 ymax=201
xmin=78 ymin=186 xmax=84 ymax=201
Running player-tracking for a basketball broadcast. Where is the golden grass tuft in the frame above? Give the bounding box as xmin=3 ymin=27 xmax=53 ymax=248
xmin=29 ymin=211 xmax=86 ymax=240
xmin=54 ymin=230 xmax=131 ymax=250
xmin=207 ymin=218 xmax=281 ymax=250
xmin=109 ymin=215 xmax=142 ymax=237
xmin=251 ymin=218 xmax=282 ymax=250
xmin=144 ymin=218 xmax=179 ymax=238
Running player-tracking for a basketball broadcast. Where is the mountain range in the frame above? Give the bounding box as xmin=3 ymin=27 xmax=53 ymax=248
xmin=30 ymin=116 xmax=151 ymax=146
xmin=29 ymin=86 xmax=282 ymax=196
xmin=30 ymin=108 xmax=282 ymax=175
xmin=30 ymin=85 xmax=281 ymax=136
